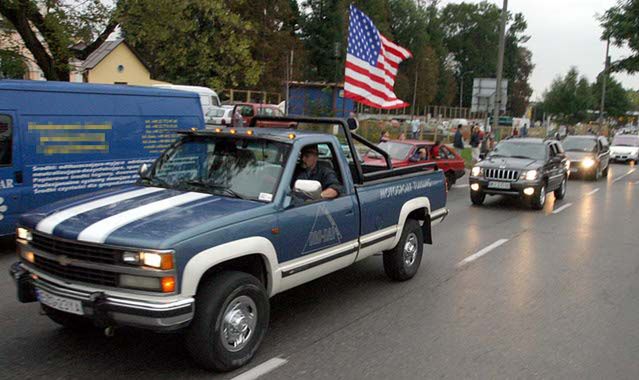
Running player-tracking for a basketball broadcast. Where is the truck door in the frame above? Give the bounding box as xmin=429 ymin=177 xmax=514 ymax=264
xmin=0 ymin=111 xmax=23 ymax=236
xmin=276 ymin=141 xmax=359 ymax=286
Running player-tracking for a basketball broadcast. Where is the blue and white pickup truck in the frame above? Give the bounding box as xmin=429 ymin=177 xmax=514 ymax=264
xmin=10 ymin=117 xmax=448 ymax=372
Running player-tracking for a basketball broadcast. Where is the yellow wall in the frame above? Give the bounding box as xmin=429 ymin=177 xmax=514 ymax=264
xmin=86 ymin=43 xmax=167 ymax=85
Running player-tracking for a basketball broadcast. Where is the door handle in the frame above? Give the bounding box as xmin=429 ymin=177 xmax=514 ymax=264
xmin=14 ymin=170 xmax=23 ymax=184
xmin=345 ymin=210 xmax=354 ymax=216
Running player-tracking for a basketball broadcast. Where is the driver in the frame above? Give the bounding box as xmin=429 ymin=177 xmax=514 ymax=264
xmin=293 ymin=144 xmax=342 ymax=199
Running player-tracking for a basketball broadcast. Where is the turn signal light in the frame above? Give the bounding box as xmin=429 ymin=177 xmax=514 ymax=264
xmin=288 ymin=133 xmax=296 ymax=139
xmin=161 ymin=276 xmax=176 ymax=293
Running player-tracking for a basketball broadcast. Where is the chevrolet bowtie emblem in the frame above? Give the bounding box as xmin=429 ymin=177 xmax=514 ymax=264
xmin=57 ymin=255 xmax=71 ymax=266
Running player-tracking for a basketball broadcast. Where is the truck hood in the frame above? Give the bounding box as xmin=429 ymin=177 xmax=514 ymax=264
xmin=479 ymin=156 xmax=543 ymax=170
xmin=565 ymin=151 xmax=594 ymax=162
xmin=19 ymin=185 xmax=266 ymax=248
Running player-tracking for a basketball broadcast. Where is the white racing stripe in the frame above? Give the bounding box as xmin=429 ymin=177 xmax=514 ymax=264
xmin=552 ymin=203 xmax=573 ymax=214
xmin=77 ymin=192 xmax=212 ymax=243
xmin=457 ymin=239 xmax=509 ymax=267
xmin=36 ymin=187 xmax=165 ymax=234
xmin=231 ymin=357 xmax=288 ymax=380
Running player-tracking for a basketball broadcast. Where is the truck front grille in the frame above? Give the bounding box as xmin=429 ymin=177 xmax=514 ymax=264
xmin=485 ymin=168 xmax=520 ymax=181
xmin=32 ymin=255 xmax=118 ymax=287
xmin=31 ymin=233 xmax=120 ymax=264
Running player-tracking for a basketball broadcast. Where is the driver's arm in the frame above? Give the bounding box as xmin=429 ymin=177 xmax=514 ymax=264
xmin=320 ymin=167 xmax=343 ymax=199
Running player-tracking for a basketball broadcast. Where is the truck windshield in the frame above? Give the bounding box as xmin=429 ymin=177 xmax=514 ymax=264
xmin=612 ymin=135 xmax=639 ymax=147
xmin=490 ymin=141 xmax=546 ymax=160
xmin=562 ymin=138 xmax=596 ymax=152
xmin=144 ymin=137 xmax=290 ymax=202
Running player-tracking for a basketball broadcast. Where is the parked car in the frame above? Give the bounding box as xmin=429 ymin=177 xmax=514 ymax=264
xmin=363 ymin=139 xmax=465 ymax=189
xmin=0 ymin=80 xmax=204 ymax=236
xmin=232 ymin=103 xmax=296 ymax=128
xmin=152 ymin=84 xmax=221 ymax=119
xmin=469 ymin=138 xmax=568 ymax=210
xmin=10 ymin=118 xmax=448 ymax=372
xmin=610 ymin=134 xmax=639 ymax=163
xmin=562 ymin=135 xmax=610 ymax=180
xmin=205 ymin=105 xmax=234 ymax=126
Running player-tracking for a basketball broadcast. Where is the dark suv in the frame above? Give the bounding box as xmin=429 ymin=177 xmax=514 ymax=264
xmin=469 ymin=138 xmax=568 ymax=210
xmin=562 ymin=135 xmax=610 ymax=180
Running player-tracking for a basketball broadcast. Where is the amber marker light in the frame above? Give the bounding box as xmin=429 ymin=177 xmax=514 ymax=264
xmin=229 ymin=129 xmax=237 ymax=135
xmin=161 ymin=276 xmax=176 ymax=293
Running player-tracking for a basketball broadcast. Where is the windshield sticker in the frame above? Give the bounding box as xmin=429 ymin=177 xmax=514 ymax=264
xmin=302 ymin=204 xmax=343 ymax=254
xmin=379 ymin=178 xmax=444 ymax=200
xmin=258 ymin=193 xmax=273 ymax=202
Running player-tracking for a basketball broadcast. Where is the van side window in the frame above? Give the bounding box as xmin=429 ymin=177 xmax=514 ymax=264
xmin=0 ymin=115 xmax=12 ymax=166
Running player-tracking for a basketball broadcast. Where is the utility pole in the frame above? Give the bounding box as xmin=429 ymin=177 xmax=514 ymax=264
xmin=599 ymin=39 xmax=610 ymax=126
xmin=411 ymin=62 xmax=419 ymax=119
xmin=492 ymin=0 xmax=508 ymax=131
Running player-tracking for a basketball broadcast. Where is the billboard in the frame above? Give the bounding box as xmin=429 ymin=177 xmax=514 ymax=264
xmin=471 ymin=78 xmax=508 ymax=113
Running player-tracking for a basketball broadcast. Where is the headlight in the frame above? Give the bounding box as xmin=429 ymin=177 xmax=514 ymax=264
xmin=122 ymin=251 xmax=174 ymax=270
xmin=524 ymin=170 xmax=538 ymax=181
xmin=582 ymin=158 xmax=595 ymax=168
xmin=16 ymin=227 xmax=32 ymax=242
xmin=471 ymin=166 xmax=482 ymax=176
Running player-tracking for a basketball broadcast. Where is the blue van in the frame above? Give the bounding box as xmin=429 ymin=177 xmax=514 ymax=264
xmin=0 ymin=80 xmax=204 ymax=236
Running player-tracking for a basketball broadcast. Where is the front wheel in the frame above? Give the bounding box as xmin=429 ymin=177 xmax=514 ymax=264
xmin=602 ymin=165 xmax=609 ymax=177
xmin=470 ymin=190 xmax=485 ymax=205
xmin=186 ymin=271 xmax=269 ymax=372
xmin=383 ymin=219 xmax=423 ymax=281
xmin=531 ymin=184 xmax=546 ymax=210
xmin=554 ymin=176 xmax=567 ymax=200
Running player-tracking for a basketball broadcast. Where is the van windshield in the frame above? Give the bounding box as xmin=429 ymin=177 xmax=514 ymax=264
xmin=142 ymin=136 xmax=290 ymax=202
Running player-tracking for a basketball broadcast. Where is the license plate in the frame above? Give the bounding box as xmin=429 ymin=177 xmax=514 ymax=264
xmin=37 ymin=289 xmax=84 ymax=315
xmin=488 ymin=181 xmax=511 ymax=190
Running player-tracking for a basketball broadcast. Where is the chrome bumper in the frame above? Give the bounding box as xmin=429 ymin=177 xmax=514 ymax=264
xmin=10 ymin=262 xmax=194 ymax=331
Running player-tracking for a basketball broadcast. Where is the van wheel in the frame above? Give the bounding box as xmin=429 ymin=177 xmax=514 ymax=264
xmin=42 ymin=305 xmax=94 ymax=330
xmin=186 ymin=271 xmax=269 ymax=372
xmin=383 ymin=219 xmax=423 ymax=281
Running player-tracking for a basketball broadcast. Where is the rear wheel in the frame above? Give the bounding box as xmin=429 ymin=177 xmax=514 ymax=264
xmin=531 ymin=184 xmax=546 ymax=210
xmin=383 ymin=219 xmax=423 ymax=281
xmin=602 ymin=164 xmax=609 ymax=177
xmin=554 ymin=176 xmax=567 ymax=200
xmin=186 ymin=271 xmax=269 ymax=372
xmin=470 ymin=191 xmax=485 ymax=206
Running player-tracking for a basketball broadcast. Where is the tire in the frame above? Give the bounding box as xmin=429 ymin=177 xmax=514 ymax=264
xmin=554 ymin=176 xmax=567 ymax=200
xmin=591 ymin=165 xmax=602 ymax=181
xmin=470 ymin=190 xmax=485 ymax=206
xmin=602 ymin=165 xmax=609 ymax=177
xmin=383 ymin=219 xmax=423 ymax=281
xmin=42 ymin=304 xmax=94 ymax=330
xmin=531 ymin=184 xmax=547 ymax=210
xmin=445 ymin=172 xmax=455 ymax=190
xmin=186 ymin=271 xmax=269 ymax=372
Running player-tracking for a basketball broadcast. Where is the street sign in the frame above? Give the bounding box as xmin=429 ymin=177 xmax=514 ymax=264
xmin=471 ymin=78 xmax=508 ymax=113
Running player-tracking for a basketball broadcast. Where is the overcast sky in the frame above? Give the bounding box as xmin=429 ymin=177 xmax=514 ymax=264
xmin=440 ymin=0 xmax=639 ymax=100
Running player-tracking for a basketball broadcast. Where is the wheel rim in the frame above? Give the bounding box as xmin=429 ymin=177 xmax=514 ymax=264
xmin=560 ymin=179 xmax=566 ymax=196
xmin=221 ymin=295 xmax=257 ymax=352
xmin=403 ymin=233 xmax=418 ymax=267
xmin=539 ymin=186 xmax=546 ymax=206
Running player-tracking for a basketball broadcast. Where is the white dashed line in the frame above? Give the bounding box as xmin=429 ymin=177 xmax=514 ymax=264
xmin=457 ymin=239 xmax=509 ymax=268
xmin=612 ymin=169 xmax=636 ymax=183
xmin=552 ymin=203 xmax=573 ymax=214
xmin=231 ymin=358 xmax=288 ymax=380
xmin=586 ymin=188 xmax=600 ymax=196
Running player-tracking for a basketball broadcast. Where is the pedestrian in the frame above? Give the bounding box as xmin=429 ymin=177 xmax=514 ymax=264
xmin=431 ymin=140 xmax=441 ymax=159
xmin=410 ymin=118 xmax=420 ymax=139
xmin=470 ymin=126 xmax=481 ymax=163
xmin=453 ymin=124 xmax=464 ymax=150
xmin=380 ymin=130 xmax=390 ymax=143
xmin=521 ymin=123 xmax=528 ymax=137
xmin=512 ymin=127 xmax=519 ymax=137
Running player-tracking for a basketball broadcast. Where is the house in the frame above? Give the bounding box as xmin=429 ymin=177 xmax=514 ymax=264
xmin=77 ymin=38 xmax=167 ymax=85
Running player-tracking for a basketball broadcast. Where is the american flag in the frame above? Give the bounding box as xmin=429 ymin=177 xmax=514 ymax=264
xmin=344 ymin=5 xmax=412 ymax=109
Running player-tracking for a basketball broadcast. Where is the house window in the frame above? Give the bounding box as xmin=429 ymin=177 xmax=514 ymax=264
xmin=117 ymin=64 xmax=124 ymax=73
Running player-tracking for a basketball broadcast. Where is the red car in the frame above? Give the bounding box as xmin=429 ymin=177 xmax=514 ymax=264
xmin=232 ymin=103 xmax=296 ymax=128
xmin=363 ymin=139 xmax=466 ymax=189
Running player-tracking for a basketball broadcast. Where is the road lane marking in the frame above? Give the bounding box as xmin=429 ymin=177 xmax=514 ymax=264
xmin=231 ymin=358 xmax=288 ymax=380
xmin=552 ymin=203 xmax=573 ymax=214
xmin=457 ymin=239 xmax=509 ymax=268
xmin=586 ymin=188 xmax=600 ymax=196
xmin=612 ymin=169 xmax=636 ymax=183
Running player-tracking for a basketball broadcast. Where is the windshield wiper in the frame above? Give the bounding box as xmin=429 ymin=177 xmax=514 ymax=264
xmin=507 ymin=155 xmax=535 ymax=160
xmin=140 ymin=177 xmax=170 ymax=188
xmin=184 ymin=180 xmax=248 ymax=200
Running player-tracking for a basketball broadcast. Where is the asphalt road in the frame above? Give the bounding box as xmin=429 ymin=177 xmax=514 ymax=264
xmin=1 ymin=163 xmax=638 ymax=379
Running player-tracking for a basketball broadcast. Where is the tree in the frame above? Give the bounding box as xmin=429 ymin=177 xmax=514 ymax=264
xmin=600 ymin=0 xmax=639 ymax=73
xmin=118 ymin=0 xmax=261 ymax=90
xmin=592 ymin=74 xmax=631 ymax=117
xmin=0 ymin=49 xmax=26 ymax=78
xmin=541 ymin=67 xmax=597 ymax=124
xmin=0 ymin=0 xmax=117 ymax=81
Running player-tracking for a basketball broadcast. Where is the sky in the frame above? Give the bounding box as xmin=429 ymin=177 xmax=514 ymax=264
xmin=440 ymin=0 xmax=639 ymax=100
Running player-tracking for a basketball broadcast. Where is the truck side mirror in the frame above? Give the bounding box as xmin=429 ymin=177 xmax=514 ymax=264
xmin=293 ymin=180 xmax=322 ymax=201
xmin=347 ymin=118 xmax=359 ymax=131
xmin=139 ymin=163 xmax=151 ymax=179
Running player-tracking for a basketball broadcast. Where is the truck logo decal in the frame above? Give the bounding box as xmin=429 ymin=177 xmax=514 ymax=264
xmin=57 ymin=255 xmax=71 ymax=266
xmin=379 ymin=178 xmax=443 ymax=199
xmin=302 ymin=205 xmax=343 ymax=253
xmin=28 ymin=122 xmax=112 ymax=155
